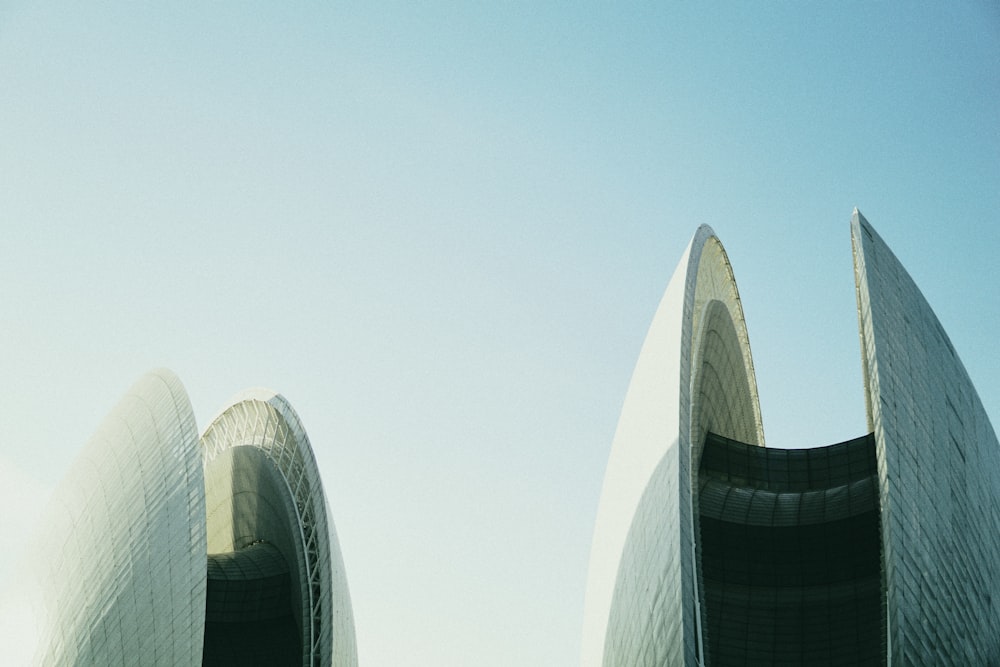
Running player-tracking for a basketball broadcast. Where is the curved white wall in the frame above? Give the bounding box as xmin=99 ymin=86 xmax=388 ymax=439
xmin=31 ymin=370 xmax=205 ymax=666
xmin=582 ymin=226 xmax=762 ymax=666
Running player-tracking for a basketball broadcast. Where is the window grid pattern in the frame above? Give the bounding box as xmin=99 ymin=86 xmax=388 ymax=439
xmin=697 ymin=432 xmax=885 ymax=666
xmin=31 ymin=370 xmax=206 ymax=666
xmin=204 ymin=542 xmax=299 ymax=665
xmin=853 ymin=213 xmax=1000 ymax=664
xmin=206 ymin=542 xmax=292 ymax=622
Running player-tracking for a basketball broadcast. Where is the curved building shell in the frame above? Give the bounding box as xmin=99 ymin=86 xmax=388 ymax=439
xmin=201 ymin=390 xmax=357 ymax=666
xmin=853 ymin=215 xmax=1000 ymax=664
xmin=30 ymin=371 xmax=357 ymax=667
xmin=583 ymin=211 xmax=999 ymax=665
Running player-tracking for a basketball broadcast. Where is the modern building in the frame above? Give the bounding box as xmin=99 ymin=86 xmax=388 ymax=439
xmin=29 ymin=370 xmax=357 ymax=667
xmin=582 ymin=211 xmax=1000 ymax=665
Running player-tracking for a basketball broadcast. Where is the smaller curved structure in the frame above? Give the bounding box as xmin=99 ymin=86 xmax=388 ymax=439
xmin=30 ymin=372 xmax=357 ymax=667
xmin=201 ymin=390 xmax=357 ymax=667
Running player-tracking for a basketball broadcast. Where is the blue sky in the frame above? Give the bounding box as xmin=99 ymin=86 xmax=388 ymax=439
xmin=1 ymin=3 xmax=997 ymax=665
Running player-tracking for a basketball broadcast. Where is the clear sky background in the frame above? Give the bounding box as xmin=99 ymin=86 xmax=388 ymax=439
xmin=1 ymin=3 xmax=997 ymax=665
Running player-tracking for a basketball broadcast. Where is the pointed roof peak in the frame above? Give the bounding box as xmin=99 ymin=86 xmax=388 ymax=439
xmin=851 ymin=207 xmax=875 ymax=239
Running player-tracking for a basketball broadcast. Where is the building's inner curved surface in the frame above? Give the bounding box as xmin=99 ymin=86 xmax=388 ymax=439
xmin=203 ymin=445 xmax=311 ymax=665
xmin=697 ymin=432 xmax=885 ymax=666
xmin=203 ymin=542 xmax=300 ymax=665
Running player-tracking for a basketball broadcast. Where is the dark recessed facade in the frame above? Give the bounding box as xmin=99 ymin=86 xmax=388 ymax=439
xmin=699 ymin=432 xmax=883 ymax=665
xmin=583 ymin=212 xmax=1000 ymax=665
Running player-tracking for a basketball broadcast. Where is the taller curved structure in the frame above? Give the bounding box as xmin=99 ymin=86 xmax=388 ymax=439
xmin=30 ymin=370 xmax=357 ymax=667
xmin=583 ymin=211 xmax=1000 ymax=665
xmin=582 ymin=225 xmax=764 ymax=667
xmin=853 ymin=215 xmax=1000 ymax=664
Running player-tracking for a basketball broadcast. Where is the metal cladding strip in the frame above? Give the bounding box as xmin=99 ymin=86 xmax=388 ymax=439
xmin=582 ymin=225 xmax=763 ymax=667
xmin=200 ymin=389 xmax=358 ymax=667
xmin=852 ymin=210 xmax=1000 ymax=665
xmin=31 ymin=369 xmax=205 ymax=666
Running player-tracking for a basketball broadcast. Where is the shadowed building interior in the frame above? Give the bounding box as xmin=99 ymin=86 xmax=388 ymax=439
xmin=583 ymin=213 xmax=1000 ymax=666
xmin=204 ymin=542 xmax=299 ymax=665
xmin=698 ymin=432 xmax=884 ymax=665
xmin=202 ymin=442 xmax=313 ymax=666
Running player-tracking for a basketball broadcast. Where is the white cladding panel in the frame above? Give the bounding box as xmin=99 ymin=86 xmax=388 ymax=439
xmin=32 ymin=370 xmax=206 ymax=666
xmin=583 ymin=226 xmax=762 ymax=666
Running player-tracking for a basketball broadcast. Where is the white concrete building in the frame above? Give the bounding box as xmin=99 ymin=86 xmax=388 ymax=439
xmin=583 ymin=211 xmax=1000 ymax=665
xmin=30 ymin=370 xmax=357 ymax=667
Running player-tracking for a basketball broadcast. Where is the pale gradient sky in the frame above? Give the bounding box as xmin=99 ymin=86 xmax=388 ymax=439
xmin=1 ymin=3 xmax=998 ymax=665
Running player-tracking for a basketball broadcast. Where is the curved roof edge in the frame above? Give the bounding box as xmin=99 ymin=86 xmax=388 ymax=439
xmin=851 ymin=209 xmax=991 ymax=430
xmin=201 ymin=389 xmax=358 ymax=667
xmin=582 ymin=224 xmax=762 ymax=665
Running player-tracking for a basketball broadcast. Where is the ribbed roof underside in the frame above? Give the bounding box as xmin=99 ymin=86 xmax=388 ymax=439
xmin=697 ymin=432 xmax=885 ymax=666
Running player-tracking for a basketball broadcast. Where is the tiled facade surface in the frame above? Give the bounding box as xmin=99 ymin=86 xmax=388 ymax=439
xmin=30 ymin=374 xmax=357 ymax=666
xmin=583 ymin=226 xmax=763 ymax=666
xmin=853 ymin=212 xmax=1000 ymax=664
xmin=31 ymin=370 xmax=207 ymax=666
xmin=201 ymin=391 xmax=358 ymax=667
